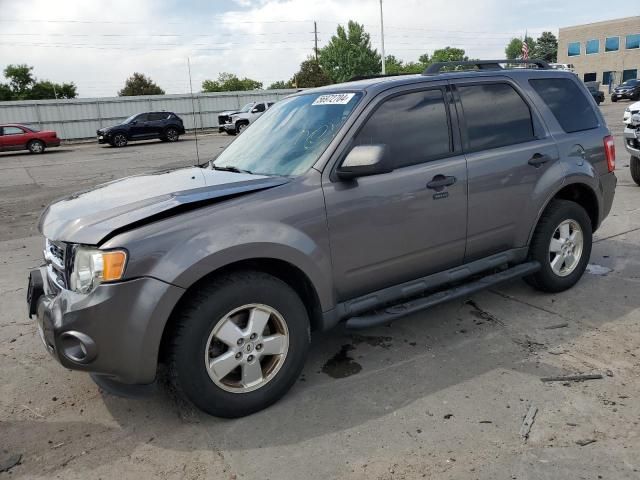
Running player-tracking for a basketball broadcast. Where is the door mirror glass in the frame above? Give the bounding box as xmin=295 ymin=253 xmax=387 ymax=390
xmin=630 ymin=113 xmax=640 ymax=127
xmin=130 ymin=120 xmax=138 ymax=125
xmin=336 ymin=145 xmax=391 ymax=180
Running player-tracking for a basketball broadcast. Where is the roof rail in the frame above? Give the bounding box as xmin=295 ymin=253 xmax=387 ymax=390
xmin=423 ymin=59 xmax=550 ymax=75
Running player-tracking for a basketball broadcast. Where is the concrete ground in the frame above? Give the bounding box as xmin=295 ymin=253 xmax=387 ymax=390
xmin=1 ymin=103 xmax=639 ymax=480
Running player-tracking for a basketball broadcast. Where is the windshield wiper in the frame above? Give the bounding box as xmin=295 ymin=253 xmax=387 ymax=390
xmin=212 ymin=164 xmax=253 ymax=174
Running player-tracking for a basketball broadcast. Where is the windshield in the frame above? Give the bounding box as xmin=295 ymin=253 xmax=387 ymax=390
xmin=240 ymin=103 xmax=255 ymax=113
xmin=122 ymin=114 xmax=138 ymax=124
xmin=212 ymin=92 xmax=362 ymax=176
xmin=622 ymin=80 xmax=639 ymax=87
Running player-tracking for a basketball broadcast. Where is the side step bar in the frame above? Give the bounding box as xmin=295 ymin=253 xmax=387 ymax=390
xmin=345 ymin=261 xmax=540 ymax=330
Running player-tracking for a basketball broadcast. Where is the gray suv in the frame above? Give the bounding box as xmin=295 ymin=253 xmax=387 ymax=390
xmin=27 ymin=60 xmax=617 ymax=418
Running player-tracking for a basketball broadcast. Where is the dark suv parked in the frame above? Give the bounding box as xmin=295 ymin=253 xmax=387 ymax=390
xmin=611 ymin=79 xmax=640 ymax=102
xmin=97 ymin=112 xmax=185 ymax=147
xmin=28 ymin=60 xmax=616 ymax=418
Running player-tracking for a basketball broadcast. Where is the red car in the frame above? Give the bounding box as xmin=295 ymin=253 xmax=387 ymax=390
xmin=0 ymin=124 xmax=61 ymax=154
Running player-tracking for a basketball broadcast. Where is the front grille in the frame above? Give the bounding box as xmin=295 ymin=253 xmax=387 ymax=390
xmin=44 ymin=239 xmax=68 ymax=290
xmin=218 ymin=114 xmax=231 ymax=125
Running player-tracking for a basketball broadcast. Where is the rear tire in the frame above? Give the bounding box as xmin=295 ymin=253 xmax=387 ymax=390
xmin=168 ymin=271 xmax=310 ymax=418
xmin=27 ymin=140 xmax=45 ymax=154
xmin=164 ymin=127 xmax=179 ymax=142
xmin=525 ymin=200 xmax=592 ymax=293
xmin=631 ymin=156 xmax=640 ymax=186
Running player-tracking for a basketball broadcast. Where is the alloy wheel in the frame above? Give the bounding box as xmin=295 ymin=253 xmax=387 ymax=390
xmin=204 ymin=304 xmax=289 ymax=393
xmin=548 ymin=219 xmax=583 ymax=277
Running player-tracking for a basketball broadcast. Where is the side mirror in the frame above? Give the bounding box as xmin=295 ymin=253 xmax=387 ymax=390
xmin=336 ymin=145 xmax=392 ymax=180
xmin=251 ymin=108 xmax=260 ymax=113
xmin=630 ymin=113 xmax=640 ymax=127
xmin=130 ymin=120 xmax=138 ymax=125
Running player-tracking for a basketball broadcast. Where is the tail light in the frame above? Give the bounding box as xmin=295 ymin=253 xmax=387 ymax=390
xmin=604 ymin=135 xmax=615 ymax=172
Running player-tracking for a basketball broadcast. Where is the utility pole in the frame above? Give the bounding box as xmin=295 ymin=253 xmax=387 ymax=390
xmin=379 ymin=0 xmax=386 ymax=74
xmin=313 ymin=21 xmax=319 ymax=62
xmin=187 ymin=57 xmax=201 ymax=166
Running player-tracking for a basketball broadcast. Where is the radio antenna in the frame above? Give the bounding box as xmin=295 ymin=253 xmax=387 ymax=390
xmin=187 ymin=57 xmax=201 ymax=166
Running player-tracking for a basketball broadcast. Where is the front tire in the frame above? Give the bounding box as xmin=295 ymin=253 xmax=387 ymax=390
xmin=168 ymin=271 xmax=310 ymax=418
xmin=631 ymin=156 xmax=640 ymax=186
xmin=27 ymin=140 xmax=45 ymax=154
xmin=110 ymin=133 xmax=128 ymax=147
xmin=525 ymin=200 xmax=592 ymax=293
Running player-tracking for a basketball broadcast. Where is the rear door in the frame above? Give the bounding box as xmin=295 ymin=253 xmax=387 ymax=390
xmin=323 ymin=84 xmax=468 ymax=300
xmin=452 ymin=78 xmax=561 ymax=262
xmin=146 ymin=112 xmax=168 ymax=137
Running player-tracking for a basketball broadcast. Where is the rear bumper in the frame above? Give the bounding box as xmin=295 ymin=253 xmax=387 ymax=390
xmin=599 ymin=171 xmax=617 ymax=225
xmin=29 ymin=267 xmax=184 ymax=384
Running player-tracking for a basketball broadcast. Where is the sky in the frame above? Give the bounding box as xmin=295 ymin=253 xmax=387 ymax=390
xmin=0 ymin=0 xmax=635 ymax=97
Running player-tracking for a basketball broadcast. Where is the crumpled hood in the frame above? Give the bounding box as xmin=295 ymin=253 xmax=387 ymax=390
xmin=39 ymin=167 xmax=289 ymax=245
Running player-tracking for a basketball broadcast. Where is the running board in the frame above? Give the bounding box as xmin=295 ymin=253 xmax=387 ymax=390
xmin=345 ymin=261 xmax=540 ymax=330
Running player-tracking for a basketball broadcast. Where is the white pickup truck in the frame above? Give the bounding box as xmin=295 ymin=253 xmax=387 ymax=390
xmin=218 ymin=101 xmax=275 ymax=135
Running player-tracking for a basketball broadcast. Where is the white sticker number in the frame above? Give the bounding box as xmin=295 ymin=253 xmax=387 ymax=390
xmin=312 ymin=93 xmax=356 ymax=106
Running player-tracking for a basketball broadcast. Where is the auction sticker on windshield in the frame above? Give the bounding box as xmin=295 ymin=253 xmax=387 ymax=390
xmin=312 ymin=93 xmax=356 ymax=106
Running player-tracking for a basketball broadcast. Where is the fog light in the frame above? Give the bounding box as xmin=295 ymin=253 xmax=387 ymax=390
xmin=59 ymin=331 xmax=97 ymax=364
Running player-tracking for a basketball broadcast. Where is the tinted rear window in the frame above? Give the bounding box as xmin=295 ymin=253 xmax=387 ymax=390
xmin=529 ymin=78 xmax=599 ymax=133
xmin=458 ymin=83 xmax=535 ymax=151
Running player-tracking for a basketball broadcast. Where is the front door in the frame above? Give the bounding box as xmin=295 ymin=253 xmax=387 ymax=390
xmin=0 ymin=126 xmax=28 ymax=151
xmin=129 ymin=113 xmax=149 ymax=138
xmin=323 ymin=86 xmax=468 ymax=300
xmin=452 ymin=79 xmax=560 ymax=262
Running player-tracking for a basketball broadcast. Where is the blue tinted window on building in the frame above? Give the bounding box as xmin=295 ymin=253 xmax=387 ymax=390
xmin=605 ymin=36 xmax=619 ymax=52
xmin=603 ymin=71 xmax=614 ymax=86
xmin=568 ymin=42 xmax=581 ymax=56
xmin=626 ymin=34 xmax=640 ymax=49
xmin=586 ymin=39 xmax=599 ymax=54
xmin=623 ymin=69 xmax=638 ymax=82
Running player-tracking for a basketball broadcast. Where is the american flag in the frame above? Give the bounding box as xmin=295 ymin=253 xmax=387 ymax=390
xmin=522 ymin=39 xmax=529 ymax=60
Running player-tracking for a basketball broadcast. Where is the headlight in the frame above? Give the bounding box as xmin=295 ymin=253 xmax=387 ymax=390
xmin=69 ymin=246 xmax=127 ymax=294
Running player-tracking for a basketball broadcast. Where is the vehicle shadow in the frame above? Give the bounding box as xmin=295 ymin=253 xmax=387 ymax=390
xmin=2 ymin=237 xmax=637 ymax=475
xmin=0 ymin=149 xmax=74 ymax=158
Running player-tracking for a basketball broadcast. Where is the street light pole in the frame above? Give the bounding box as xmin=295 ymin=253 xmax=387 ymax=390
xmin=379 ymin=0 xmax=386 ymax=74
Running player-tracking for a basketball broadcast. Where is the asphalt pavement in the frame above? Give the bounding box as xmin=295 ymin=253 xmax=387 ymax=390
xmin=1 ymin=103 xmax=639 ymax=479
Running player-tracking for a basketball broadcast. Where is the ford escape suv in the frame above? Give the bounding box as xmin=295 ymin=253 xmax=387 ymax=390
xmin=27 ymin=60 xmax=617 ymax=418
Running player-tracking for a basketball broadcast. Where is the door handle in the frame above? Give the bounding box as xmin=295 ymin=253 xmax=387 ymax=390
xmin=528 ymin=153 xmax=551 ymax=167
xmin=427 ymin=175 xmax=456 ymax=190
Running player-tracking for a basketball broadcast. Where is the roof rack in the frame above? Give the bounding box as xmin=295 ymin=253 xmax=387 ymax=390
xmin=423 ymin=59 xmax=550 ymax=75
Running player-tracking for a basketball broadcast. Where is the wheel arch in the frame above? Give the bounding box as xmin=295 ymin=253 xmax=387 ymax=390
xmin=158 ymin=257 xmax=324 ymax=365
xmin=529 ymin=181 xmax=600 ymax=244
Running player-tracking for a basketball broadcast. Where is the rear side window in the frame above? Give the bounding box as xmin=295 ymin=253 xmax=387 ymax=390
xmin=354 ymin=89 xmax=451 ymax=168
xmin=529 ymin=78 xmax=599 ymax=133
xmin=457 ymin=83 xmax=535 ymax=151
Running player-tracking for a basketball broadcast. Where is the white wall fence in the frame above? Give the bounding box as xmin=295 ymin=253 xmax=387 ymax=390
xmin=0 ymin=90 xmax=298 ymax=140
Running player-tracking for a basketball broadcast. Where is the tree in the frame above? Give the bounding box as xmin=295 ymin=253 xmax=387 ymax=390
xmin=533 ymin=31 xmax=558 ymax=62
xmin=431 ymin=47 xmax=468 ymax=63
xmin=384 ymin=55 xmax=423 ymax=74
xmin=118 ymin=73 xmax=165 ymax=96
xmin=505 ymin=36 xmax=536 ymax=60
xmin=1 ymin=64 xmax=78 ymax=100
xmin=318 ymin=20 xmax=381 ymax=83
xmin=201 ymin=72 xmax=262 ymax=92
xmin=268 ymin=80 xmax=294 ymax=89
xmin=0 ymin=83 xmax=14 ymax=101
xmin=3 ymin=64 xmax=34 ymax=98
xmin=292 ymin=58 xmax=332 ymax=87
xmin=27 ymin=80 xmax=77 ymax=100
